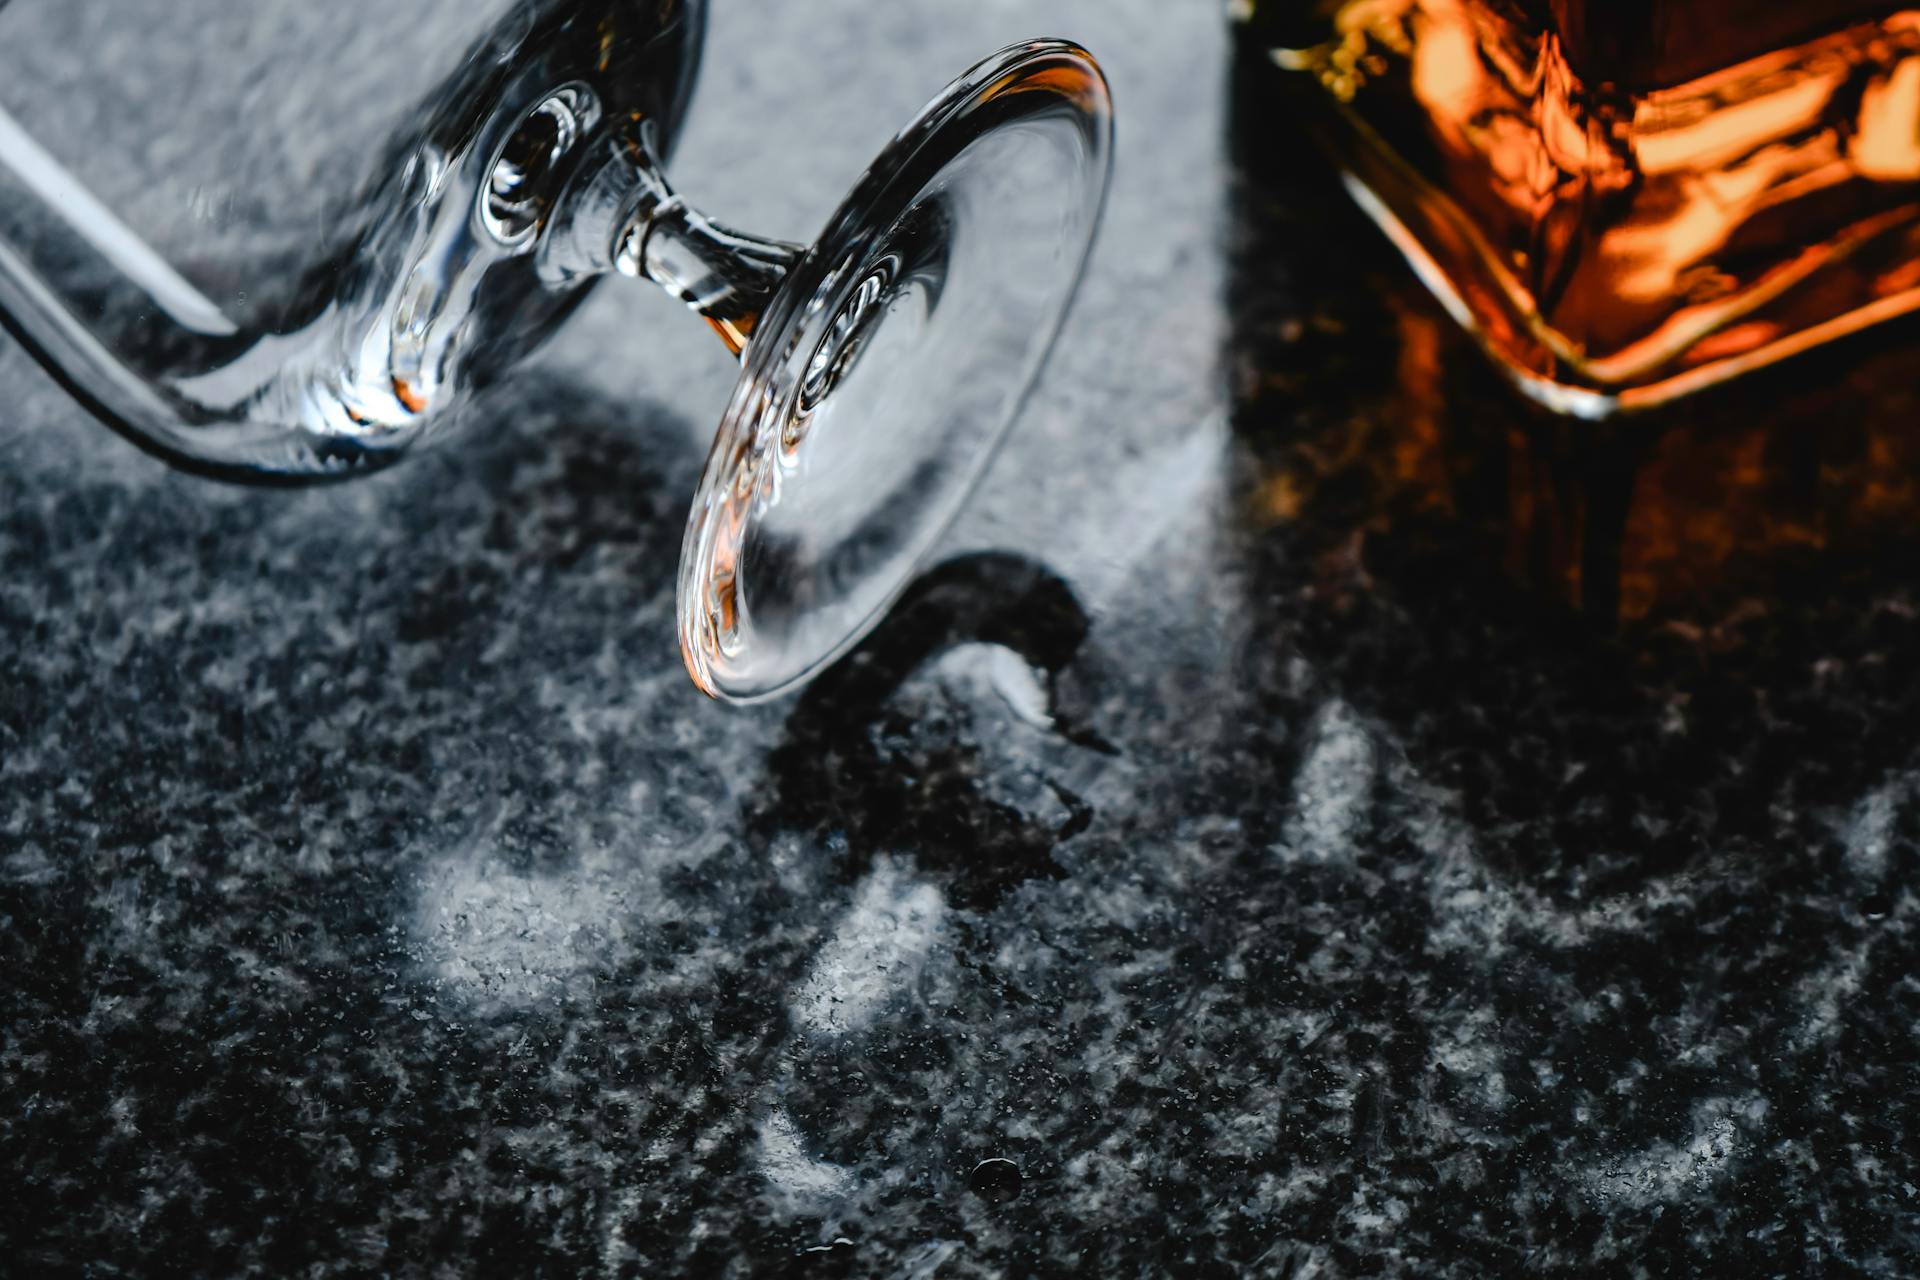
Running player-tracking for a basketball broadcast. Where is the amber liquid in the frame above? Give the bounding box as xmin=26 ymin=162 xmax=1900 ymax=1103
xmin=1237 ymin=0 xmax=1920 ymax=412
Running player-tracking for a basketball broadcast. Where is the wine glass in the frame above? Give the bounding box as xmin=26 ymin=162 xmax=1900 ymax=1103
xmin=0 ymin=0 xmax=1112 ymax=700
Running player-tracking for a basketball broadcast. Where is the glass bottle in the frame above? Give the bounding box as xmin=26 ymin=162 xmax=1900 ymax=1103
xmin=1232 ymin=0 xmax=1920 ymax=415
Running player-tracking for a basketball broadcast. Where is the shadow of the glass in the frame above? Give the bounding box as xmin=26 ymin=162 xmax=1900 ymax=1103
xmin=1227 ymin=40 xmax=1920 ymax=894
xmin=750 ymin=551 xmax=1099 ymax=911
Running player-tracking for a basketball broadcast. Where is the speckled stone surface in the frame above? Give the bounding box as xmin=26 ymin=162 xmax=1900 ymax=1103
xmin=5 ymin=2 xmax=1920 ymax=1276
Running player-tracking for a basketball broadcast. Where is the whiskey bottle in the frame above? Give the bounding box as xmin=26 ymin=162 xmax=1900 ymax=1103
xmin=1233 ymin=0 xmax=1920 ymax=414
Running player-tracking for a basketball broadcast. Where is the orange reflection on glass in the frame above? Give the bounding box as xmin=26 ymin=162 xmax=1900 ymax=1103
xmin=1258 ymin=2 xmax=1920 ymax=412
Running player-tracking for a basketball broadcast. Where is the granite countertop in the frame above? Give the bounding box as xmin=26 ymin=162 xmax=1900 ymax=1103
xmin=4 ymin=1 xmax=1919 ymax=1275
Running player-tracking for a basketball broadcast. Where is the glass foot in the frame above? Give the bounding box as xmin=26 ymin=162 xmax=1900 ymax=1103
xmin=676 ymin=39 xmax=1112 ymax=701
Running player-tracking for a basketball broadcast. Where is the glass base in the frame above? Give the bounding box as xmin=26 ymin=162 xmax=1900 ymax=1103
xmin=677 ymin=40 xmax=1112 ymax=702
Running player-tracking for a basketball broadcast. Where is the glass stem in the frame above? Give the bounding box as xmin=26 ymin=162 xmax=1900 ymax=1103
xmin=539 ymin=123 xmax=802 ymax=357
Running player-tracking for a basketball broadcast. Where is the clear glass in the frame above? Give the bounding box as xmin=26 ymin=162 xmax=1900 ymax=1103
xmin=0 ymin=0 xmax=1113 ymax=700
xmin=1233 ymin=0 xmax=1920 ymax=415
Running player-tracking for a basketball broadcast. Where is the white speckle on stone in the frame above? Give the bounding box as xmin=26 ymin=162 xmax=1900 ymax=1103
xmin=1341 ymin=1190 xmax=1412 ymax=1237
xmin=1841 ymin=779 xmax=1901 ymax=882
xmin=887 ymin=1240 xmax=960 ymax=1280
xmin=1429 ymin=1006 xmax=1507 ymax=1111
xmin=1578 ymin=1094 xmax=1764 ymax=1209
xmin=599 ymin=1184 xmax=645 ymax=1275
xmin=1785 ymin=933 xmax=1881 ymax=1052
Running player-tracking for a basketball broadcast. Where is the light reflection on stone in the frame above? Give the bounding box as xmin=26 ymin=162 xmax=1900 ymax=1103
xmin=409 ymin=834 xmax=653 ymax=1009
xmin=756 ymin=1105 xmax=854 ymax=1208
xmin=789 ymin=857 xmax=947 ymax=1039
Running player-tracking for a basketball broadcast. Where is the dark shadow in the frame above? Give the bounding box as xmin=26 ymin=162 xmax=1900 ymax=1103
xmin=749 ymin=552 xmax=1097 ymax=911
xmin=1226 ymin=35 xmax=1920 ymax=896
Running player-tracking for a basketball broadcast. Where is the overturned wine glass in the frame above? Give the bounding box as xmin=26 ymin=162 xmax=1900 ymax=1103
xmin=0 ymin=0 xmax=1112 ymax=700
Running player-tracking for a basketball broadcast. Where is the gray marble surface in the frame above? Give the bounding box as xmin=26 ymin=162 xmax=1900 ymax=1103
xmin=4 ymin=1 xmax=1920 ymax=1275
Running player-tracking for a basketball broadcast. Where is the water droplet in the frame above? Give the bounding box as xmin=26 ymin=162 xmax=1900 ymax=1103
xmin=968 ymin=1158 xmax=1022 ymax=1204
